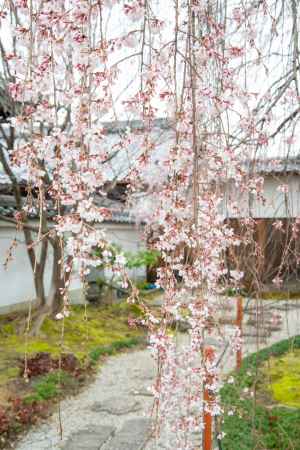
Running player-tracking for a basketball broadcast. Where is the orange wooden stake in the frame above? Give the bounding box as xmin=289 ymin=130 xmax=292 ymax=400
xmin=236 ymin=296 xmax=243 ymax=370
xmin=203 ymin=386 xmax=213 ymax=450
xmin=203 ymin=346 xmax=215 ymax=450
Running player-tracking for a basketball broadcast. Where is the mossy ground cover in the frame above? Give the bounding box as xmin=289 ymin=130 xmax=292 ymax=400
xmin=260 ymin=291 xmax=300 ymax=300
xmin=221 ymin=336 xmax=300 ymax=450
xmin=224 ymin=287 xmax=300 ymax=301
xmin=262 ymin=349 xmax=300 ymax=408
xmin=0 ymin=302 xmax=145 ymax=399
xmin=0 ymin=301 xmax=146 ymax=448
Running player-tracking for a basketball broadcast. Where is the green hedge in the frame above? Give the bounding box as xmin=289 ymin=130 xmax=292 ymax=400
xmin=89 ymin=336 xmax=145 ymax=363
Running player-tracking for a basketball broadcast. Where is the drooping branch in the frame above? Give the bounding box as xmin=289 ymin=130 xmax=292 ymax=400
xmin=270 ymin=107 xmax=300 ymax=139
xmin=0 ymin=214 xmax=40 ymax=233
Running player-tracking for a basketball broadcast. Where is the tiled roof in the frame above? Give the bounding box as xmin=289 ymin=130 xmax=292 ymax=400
xmin=243 ymin=158 xmax=300 ymax=174
xmin=0 ymin=189 xmax=136 ymax=224
xmin=101 ymin=117 xmax=171 ymax=133
xmin=110 ymin=209 xmax=135 ymax=224
xmin=0 ymin=203 xmax=135 ymax=224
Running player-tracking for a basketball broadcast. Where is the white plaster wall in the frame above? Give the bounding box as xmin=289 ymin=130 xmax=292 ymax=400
xmin=102 ymin=222 xmax=147 ymax=281
xmin=222 ymin=174 xmax=300 ymax=219
xmin=0 ymin=221 xmax=146 ymax=313
xmin=253 ymin=175 xmax=300 ymax=218
xmin=0 ymin=224 xmax=53 ymax=312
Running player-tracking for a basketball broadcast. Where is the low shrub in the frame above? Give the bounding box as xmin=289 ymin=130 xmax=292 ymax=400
xmin=12 ymin=397 xmax=46 ymax=425
xmin=89 ymin=336 xmax=144 ymax=364
xmin=19 ymin=352 xmax=80 ymax=379
xmin=24 ymin=370 xmax=76 ymax=404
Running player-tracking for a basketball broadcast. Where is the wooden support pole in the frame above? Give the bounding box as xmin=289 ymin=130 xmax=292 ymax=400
xmin=236 ymin=296 xmax=243 ymax=370
xmin=203 ymin=386 xmax=213 ymax=450
xmin=203 ymin=346 xmax=215 ymax=450
xmin=256 ymin=219 xmax=267 ymax=280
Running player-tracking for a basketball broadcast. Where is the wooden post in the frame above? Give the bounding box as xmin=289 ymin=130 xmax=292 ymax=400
xmin=236 ymin=296 xmax=243 ymax=370
xmin=256 ymin=219 xmax=267 ymax=279
xmin=203 ymin=386 xmax=213 ymax=450
xmin=203 ymin=346 xmax=215 ymax=450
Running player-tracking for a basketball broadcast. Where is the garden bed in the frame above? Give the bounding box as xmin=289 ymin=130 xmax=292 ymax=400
xmin=220 ymin=336 xmax=300 ymax=450
xmin=0 ymin=302 xmax=146 ymax=449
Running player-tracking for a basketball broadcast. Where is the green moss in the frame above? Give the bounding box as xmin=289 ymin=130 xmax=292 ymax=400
xmin=0 ymin=367 xmax=19 ymax=385
xmin=261 ymin=291 xmax=300 ymax=300
xmin=262 ymin=350 xmax=300 ymax=408
xmin=0 ymin=323 xmax=15 ymax=335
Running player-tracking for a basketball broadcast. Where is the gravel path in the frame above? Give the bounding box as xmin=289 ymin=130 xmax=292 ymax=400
xmin=15 ymin=349 xmax=156 ymax=450
xmin=15 ymin=299 xmax=300 ymax=450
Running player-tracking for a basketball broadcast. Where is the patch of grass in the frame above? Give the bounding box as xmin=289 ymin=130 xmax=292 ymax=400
xmin=221 ymin=336 xmax=300 ymax=450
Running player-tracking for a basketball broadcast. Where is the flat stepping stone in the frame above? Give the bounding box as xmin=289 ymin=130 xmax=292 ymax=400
xmin=104 ymin=418 xmax=151 ymax=450
xmin=63 ymin=425 xmax=115 ymax=450
xmin=242 ymin=325 xmax=271 ymax=337
xmin=91 ymin=397 xmax=142 ymax=415
xmin=267 ymin=324 xmax=282 ymax=331
xmin=243 ymin=331 xmax=271 ymax=338
xmin=146 ymin=296 xmax=163 ymax=307
xmin=247 ymin=320 xmax=275 ymax=326
xmin=273 ymin=303 xmax=300 ymax=311
xmin=132 ymin=388 xmax=154 ymax=397
xmin=246 ymin=314 xmax=274 ymax=321
xmin=190 ymin=430 xmax=201 ymax=447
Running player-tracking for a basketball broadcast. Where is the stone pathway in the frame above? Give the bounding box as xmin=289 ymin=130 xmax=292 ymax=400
xmin=15 ymin=348 xmax=156 ymax=450
xmin=15 ymin=299 xmax=300 ymax=450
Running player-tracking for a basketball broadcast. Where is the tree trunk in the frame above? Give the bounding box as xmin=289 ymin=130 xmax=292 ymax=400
xmin=28 ymin=239 xmax=64 ymax=336
xmin=34 ymin=267 xmax=47 ymax=308
xmin=0 ymin=121 xmax=66 ymax=336
xmin=26 ymin=305 xmax=52 ymax=337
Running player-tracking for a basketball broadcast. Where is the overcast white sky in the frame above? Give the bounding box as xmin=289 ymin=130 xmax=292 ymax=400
xmin=0 ymin=0 xmax=298 ymax=162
